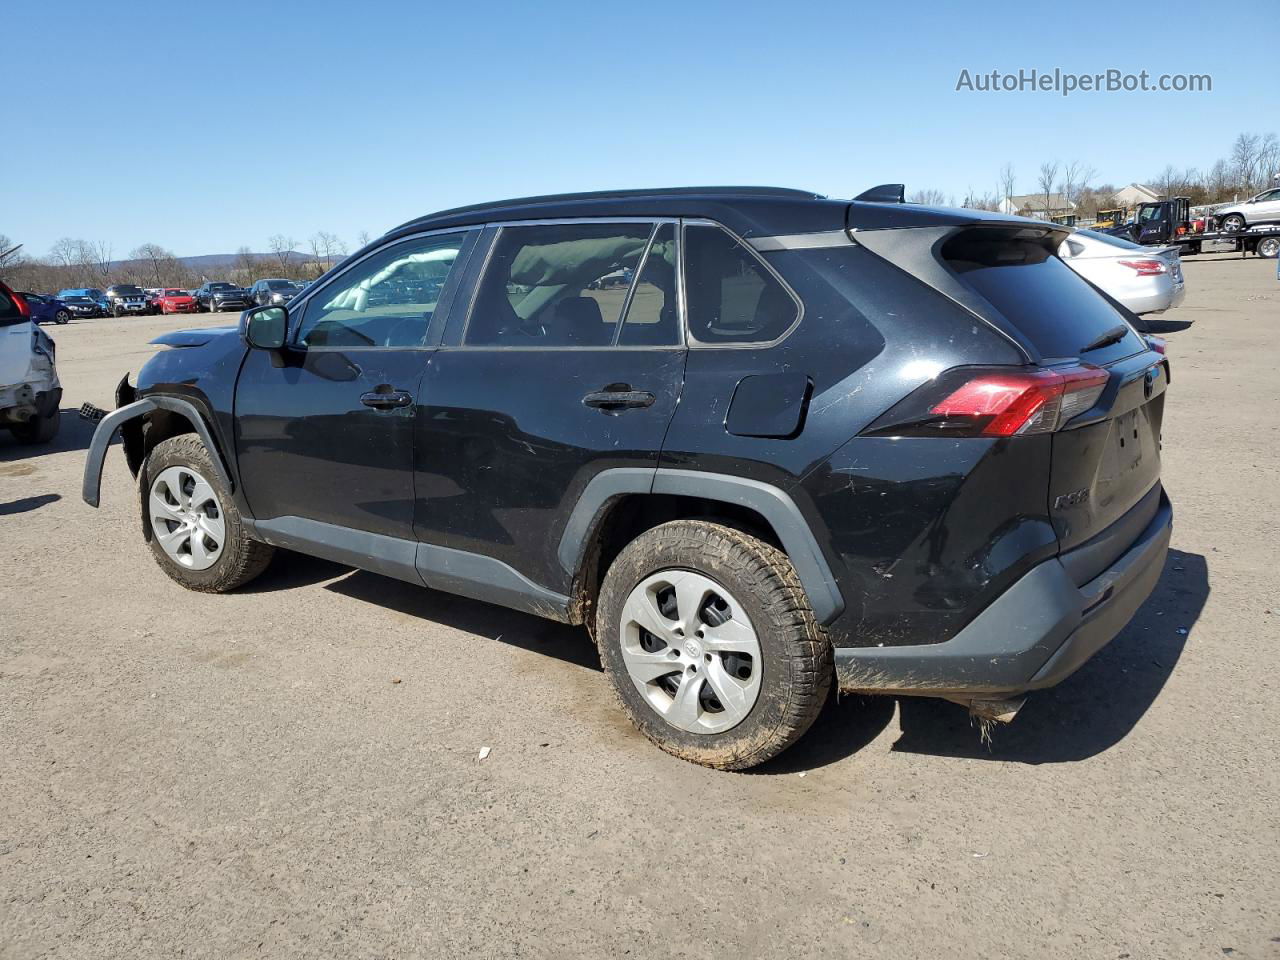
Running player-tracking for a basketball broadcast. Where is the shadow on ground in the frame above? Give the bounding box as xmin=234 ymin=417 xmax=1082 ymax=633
xmin=0 ymin=410 xmax=97 ymax=460
xmin=241 ymin=544 xmax=1207 ymax=772
xmin=0 ymin=493 xmax=61 ymax=516
xmin=757 ymin=549 xmax=1208 ymax=772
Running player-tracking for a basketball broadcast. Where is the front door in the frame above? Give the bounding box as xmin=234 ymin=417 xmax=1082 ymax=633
xmin=415 ymin=220 xmax=686 ymax=594
xmin=234 ymin=230 xmax=477 ymax=541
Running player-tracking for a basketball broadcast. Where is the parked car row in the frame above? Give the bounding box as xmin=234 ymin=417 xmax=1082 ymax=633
xmin=15 ymin=279 xmax=309 ymax=323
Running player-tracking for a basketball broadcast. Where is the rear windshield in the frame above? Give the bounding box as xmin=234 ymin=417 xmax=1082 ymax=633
xmin=943 ymin=230 xmax=1145 ymax=364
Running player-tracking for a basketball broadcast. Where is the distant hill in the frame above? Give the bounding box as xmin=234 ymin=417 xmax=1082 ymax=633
xmin=109 ymin=251 xmax=325 ymax=274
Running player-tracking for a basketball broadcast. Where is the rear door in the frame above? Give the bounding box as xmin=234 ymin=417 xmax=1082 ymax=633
xmin=942 ymin=231 xmax=1166 ymax=568
xmin=415 ymin=219 xmax=685 ymax=594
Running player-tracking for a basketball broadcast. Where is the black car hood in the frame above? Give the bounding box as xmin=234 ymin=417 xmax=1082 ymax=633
xmin=151 ymin=325 xmax=238 ymax=348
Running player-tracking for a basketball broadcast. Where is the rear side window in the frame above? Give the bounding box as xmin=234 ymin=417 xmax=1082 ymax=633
xmin=683 ymin=224 xmax=798 ymax=344
xmin=466 ymin=222 xmax=660 ymax=347
xmin=943 ymin=230 xmax=1145 ymax=364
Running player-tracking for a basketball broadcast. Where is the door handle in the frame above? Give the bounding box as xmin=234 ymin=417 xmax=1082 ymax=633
xmin=582 ymin=386 xmax=656 ymax=410
xmin=360 ymin=387 xmax=413 ymax=409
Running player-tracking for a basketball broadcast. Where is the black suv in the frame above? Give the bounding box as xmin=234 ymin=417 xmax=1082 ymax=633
xmin=82 ymin=186 xmax=1172 ymax=770
xmin=194 ymin=282 xmax=252 ymax=313
xmin=104 ymin=284 xmax=150 ymax=317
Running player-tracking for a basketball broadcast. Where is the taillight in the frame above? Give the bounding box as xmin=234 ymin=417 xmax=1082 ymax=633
xmin=1145 ymin=335 xmax=1167 ymax=355
xmin=1118 ymin=259 xmax=1168 ymax=276
xmin=11 ymin=291 xmax=31 ymax=318
xmin=864 ymin=365 xmax=1110 ymax=438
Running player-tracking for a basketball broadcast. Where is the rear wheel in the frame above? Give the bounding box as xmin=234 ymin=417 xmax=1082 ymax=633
xmin=596 ymin=520 xmax=832 ymax=770
xmin=141 ymin=435 xmax=273 ymax=592
xmin=10 ymin=407 xmax=60 ymax=444
xmin=1257 ymin=236 xmax=1280 ymax=259
xmin=1221 ymin=213 xmax=1246 ymax=233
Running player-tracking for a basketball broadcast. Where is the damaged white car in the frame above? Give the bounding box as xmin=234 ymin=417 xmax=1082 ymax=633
xmin=1 ymin=281 xmax=62 ymax=444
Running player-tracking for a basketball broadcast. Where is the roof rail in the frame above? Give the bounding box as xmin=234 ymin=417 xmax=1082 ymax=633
xmin=395 ymin=186 xmax=824 ymax=230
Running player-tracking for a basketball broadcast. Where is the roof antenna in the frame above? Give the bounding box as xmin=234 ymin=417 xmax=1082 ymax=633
xmin=854 ymin=184 xmax=905 ymax=203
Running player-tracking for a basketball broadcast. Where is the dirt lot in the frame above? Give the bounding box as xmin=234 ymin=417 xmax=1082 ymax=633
xmin=2 ymin=259 xmax=1277 ymax=959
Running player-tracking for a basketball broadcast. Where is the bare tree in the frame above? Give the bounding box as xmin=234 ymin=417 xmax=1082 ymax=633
xmin=130 ymin=243 xmax=178 ymax=286
xmin=1230 ymin=132 xmax=1262 ymax=194
xmin=1060 ymin=160 xmax=1096 ymax=209
xmin=355 ymin=230 xmax=372 ymax=248
xmin=0 ymin=234 xmax=24 ymax=275
xmin=1037 ymin=162 xmax=1059 ymax=219
xmin=908 ymin=188 xmax=948 ymax=206
xmin=309 ymin=231 xmax=346 ymax=271
xmin=998 ymin=163 xmax=1016 ymax=210
xmin=89 ymin=240 xmax=113 ymax=283
xmin=268 ymin=234 xmax=298 ymax=272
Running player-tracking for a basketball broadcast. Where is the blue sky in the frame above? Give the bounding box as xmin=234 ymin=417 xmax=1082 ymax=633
xmin=6 ymin=0 xmax=1265 ymax=258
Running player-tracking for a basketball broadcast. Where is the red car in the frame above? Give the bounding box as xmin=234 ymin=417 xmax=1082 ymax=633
xmin=154 ymin=288 xmax=198 ymax=314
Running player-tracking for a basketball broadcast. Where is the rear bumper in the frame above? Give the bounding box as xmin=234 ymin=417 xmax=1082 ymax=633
xmin=834 ymin=491 xmax=1172 ymax=698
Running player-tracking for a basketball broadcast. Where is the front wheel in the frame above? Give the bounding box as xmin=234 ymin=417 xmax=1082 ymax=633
xmin=113 ymin=305 xmax=123 ymax=318
xmin=54 ymin=310 xmax=70 ymax=324
xmin=1221 ymin=213 xmax=1246 ymax=233
xmin=1257 ymin=236 xmax=1280 ymax=259
xmin=141 ymin=435 xmax=274 ymax=592
xmin=596 ymin=520 xmax=832 ymax=770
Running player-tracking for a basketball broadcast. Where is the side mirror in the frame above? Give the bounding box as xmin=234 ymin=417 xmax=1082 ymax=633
xmin=243 ymin=305 xmax=288 ymax=350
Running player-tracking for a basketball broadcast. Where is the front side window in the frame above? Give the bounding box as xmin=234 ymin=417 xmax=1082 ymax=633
xmin=296 ymin=231 xmax=469 ymax=348
xmin=466 ymin=222 xmax=664 ymax=347
xmin=683 ymin=224 xmax=798 ymax=344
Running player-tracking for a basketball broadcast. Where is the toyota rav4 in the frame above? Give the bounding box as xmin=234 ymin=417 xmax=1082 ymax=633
xmin=82 ymin=186 xmax=1173 ymax=770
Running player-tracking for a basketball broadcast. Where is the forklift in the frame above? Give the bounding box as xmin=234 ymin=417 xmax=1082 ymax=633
xmin=1093 ymin=208 xmax=1125 ymax=229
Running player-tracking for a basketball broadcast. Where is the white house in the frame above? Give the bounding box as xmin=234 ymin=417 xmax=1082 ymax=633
xmin=1112 ymin=183 xmax=1160 ymax=206
xmin=996 ymin=193 xmax=1076 ymax=219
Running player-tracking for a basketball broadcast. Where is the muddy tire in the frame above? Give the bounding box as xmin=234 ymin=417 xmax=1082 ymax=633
xmin=141 ymin=434 xmax=273 ymax=593
xmin=596 ymin=520 xmax=832 ymax=770
xmin=10 ymin=407 xmax=60 ymax=444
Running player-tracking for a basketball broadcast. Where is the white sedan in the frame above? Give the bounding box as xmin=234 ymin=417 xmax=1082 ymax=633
xmin=1059 ymin=229 xmax=1186 ymax=317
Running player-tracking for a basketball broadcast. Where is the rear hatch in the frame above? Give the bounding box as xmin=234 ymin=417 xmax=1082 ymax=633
xmin=850 ymin=211 xmax=1168 ymax=587
xmin=0 ymin=287 xmax=36 ymax=388
xmin=938 ymin=226 xmax=1167 ymax=583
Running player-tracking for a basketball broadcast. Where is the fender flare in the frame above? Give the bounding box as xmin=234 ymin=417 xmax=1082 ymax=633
xmin=82 ymin=396 xmax=234 ymax=507
xmin=557 ymin=467 xmax=845 ymax=625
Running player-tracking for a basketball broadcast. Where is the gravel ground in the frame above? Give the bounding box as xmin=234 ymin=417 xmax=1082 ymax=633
xmin=2 ymin=259 xmax=1277 ymax=959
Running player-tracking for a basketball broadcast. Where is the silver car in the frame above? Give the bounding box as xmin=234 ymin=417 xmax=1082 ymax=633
xmin=1059 ymin=229 xmax=1186 ymax=316
xmin=1215 ymin=186 xmax=1280 ymax=233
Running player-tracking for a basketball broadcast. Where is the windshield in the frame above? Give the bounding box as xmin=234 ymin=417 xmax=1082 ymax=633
xmin=265 ymin=280 xmax=294 ymax=290
xmin=113 ymin=285 xmax=144 ymax=295
xmin=1137 ymin=205 xmax=1165 ymax=223
xmin=163 ymin=289 xmax=186 ymax=297
xmin=210 ymin=283 xmax=235 ymax=291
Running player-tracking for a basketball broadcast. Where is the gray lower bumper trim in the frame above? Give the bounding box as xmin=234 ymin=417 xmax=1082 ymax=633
xmin=834 ymin=493 xmax=1172 ymax=697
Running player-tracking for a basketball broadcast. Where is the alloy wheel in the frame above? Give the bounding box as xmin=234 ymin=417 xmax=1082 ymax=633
xmin=619 ymin=570 xmax=763 ymax=734
xmin=148 ymin=465 xmax=226 ymax=570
